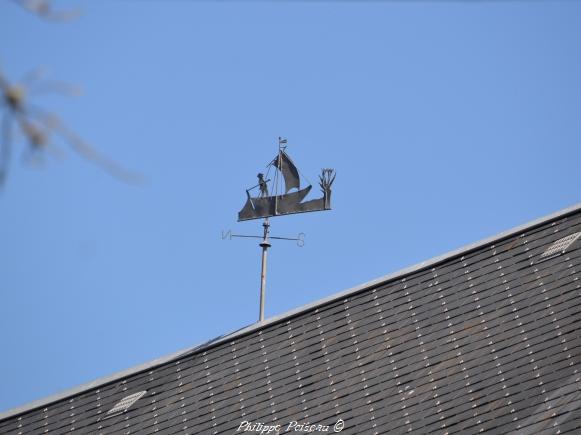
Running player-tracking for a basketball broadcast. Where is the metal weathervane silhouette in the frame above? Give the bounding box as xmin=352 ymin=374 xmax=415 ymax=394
xmin=224 ymin=137 xmax=335 ymax=322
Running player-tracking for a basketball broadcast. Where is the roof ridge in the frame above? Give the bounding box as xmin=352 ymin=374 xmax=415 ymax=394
xmin=2 ymin=202 xmax=580 ymax=421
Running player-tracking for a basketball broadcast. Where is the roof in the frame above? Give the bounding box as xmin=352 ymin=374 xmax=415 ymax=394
xmin=1 ymin=203 xmax=581 ymax=434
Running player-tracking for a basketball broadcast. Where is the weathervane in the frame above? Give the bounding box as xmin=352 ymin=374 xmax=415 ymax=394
xmin=224 ymin=137 xmax=335 ymax=322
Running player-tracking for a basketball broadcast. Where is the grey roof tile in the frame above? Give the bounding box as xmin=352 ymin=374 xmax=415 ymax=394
xmin=2 ymin=204 xmax=581 ymax=434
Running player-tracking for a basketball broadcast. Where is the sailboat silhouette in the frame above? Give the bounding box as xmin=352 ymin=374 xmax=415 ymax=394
xmin=238 ymin=146 xmax=335 ymax=222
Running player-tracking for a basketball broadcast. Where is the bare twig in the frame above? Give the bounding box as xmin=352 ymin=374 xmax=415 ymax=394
xmin=0 ymin=68 xmax=142 ymax=186
xmin=13 ymin=0 xmax=80 ymax=21
xmin=44 ymin=113 xmax=144 ymax=184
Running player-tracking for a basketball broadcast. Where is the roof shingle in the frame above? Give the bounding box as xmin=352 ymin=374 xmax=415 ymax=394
xmin=2 ymin=204 xmax=581 ymax=434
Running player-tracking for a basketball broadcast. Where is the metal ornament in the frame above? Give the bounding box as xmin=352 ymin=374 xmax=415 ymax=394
xmin=238 ymin=138 xmax=335 ymax=221
xmin=231 ymin=138 xmax=335 ymax=322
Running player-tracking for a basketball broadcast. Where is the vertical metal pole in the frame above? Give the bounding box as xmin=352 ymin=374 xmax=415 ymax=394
xmin=258 ymin=218 xmax=271 ymax=322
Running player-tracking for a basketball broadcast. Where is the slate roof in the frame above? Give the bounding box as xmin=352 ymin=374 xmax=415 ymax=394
xmin=1 ymin=204 xmax=581 ymax=435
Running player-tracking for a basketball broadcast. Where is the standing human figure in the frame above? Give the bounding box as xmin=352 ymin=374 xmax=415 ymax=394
xmin=257 ymin=173 xmax=269 ymax=197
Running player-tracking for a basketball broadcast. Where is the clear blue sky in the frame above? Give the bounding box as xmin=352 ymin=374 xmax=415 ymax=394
xmin=0 ymin=0 xmax=579 ymax=413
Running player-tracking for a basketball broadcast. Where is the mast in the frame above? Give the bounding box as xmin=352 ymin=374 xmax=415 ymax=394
xmin=274 ymin=137 xmax=285 ymax=216
xmin=264 ymin=138 xmax=283 ymax=319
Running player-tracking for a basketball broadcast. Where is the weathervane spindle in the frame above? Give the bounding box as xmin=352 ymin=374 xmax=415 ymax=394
xmin=258 ymin=218 xmax=271 ymax=322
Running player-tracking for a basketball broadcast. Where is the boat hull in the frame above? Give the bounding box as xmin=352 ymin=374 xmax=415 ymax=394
xmin=238 ymin=185 xmax=331 ymax=221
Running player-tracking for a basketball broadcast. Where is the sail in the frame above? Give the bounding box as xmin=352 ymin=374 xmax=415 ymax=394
xmin=272 ymin=151 xmax=300 ymax=193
